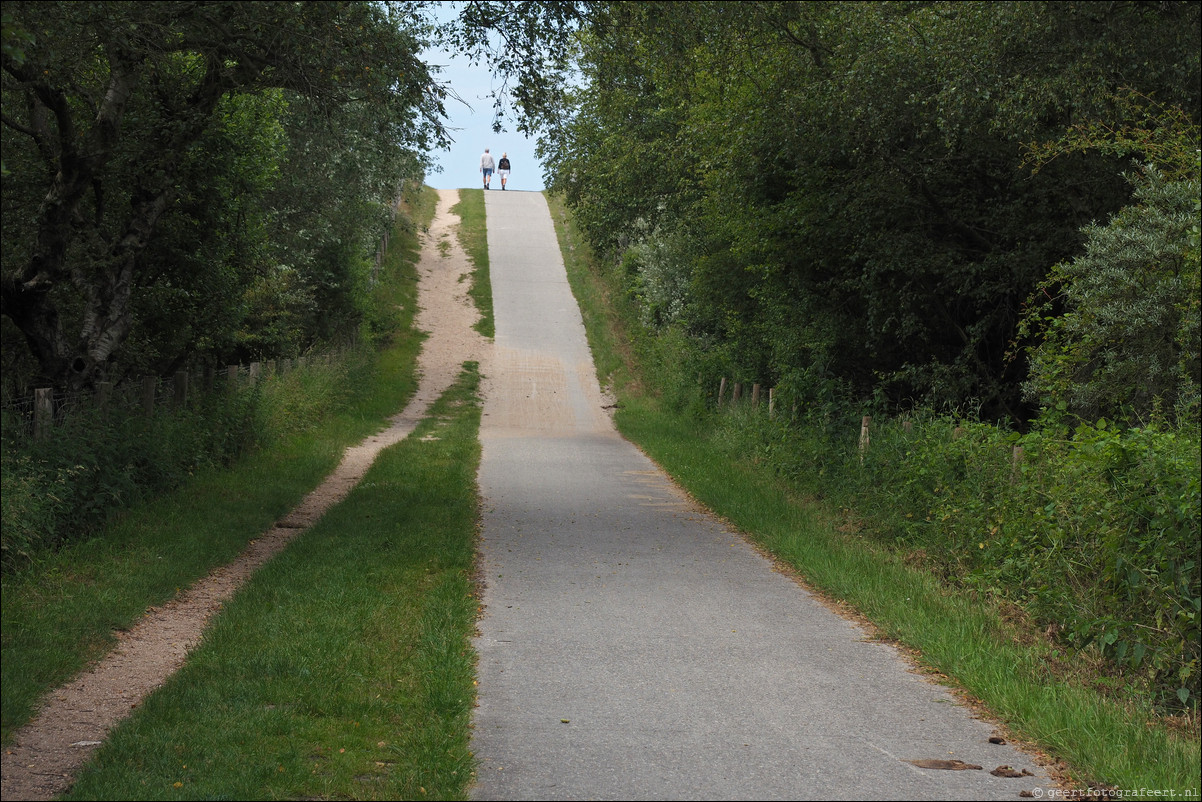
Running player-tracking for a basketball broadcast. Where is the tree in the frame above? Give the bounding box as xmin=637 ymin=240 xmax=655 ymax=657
xmin=536 ymin=0 xmax=1201 ymax=423
xmin=1021 ymin=94 xmax=1202 ymax=426
xmin=2 ymin=1 xmax=445 ymax=391
xmin=433 ymin=0 xmax=587 ymax=136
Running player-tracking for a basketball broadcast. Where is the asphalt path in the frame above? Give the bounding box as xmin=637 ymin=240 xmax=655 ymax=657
xmin=471 ymin=189 xmax=1056 ymax=800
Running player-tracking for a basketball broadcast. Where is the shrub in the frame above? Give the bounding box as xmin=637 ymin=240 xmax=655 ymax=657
xmin=706 ymin=403 xmax=1200 ymax=711
xmin=0 ymin=355 xmax=359 ymax=573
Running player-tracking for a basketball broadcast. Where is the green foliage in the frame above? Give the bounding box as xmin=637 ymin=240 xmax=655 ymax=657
xmin=62 ymin=367 xmax=482 ymax=801
xmin=531 ymin=0 xmax=1202 ymax=712
xmin=1025 ymin=89 xmax=1202 ymax=183
xmin=708 ymin=403 xmax=1201 ymax=711
xmin=2 ymin=1 xmax=443 ymax=392
xmin=1019 ymin=94 xmax=1202 ymax=427
xmin=554 ymin=190 xmax=1200 ymax=787
xmin=592 ymin=205 xmax=1202 ymax=708
xmin=1023 ymin=171 xmax=1201 ymax=426
xmin=0 ymin=446 xmax=87 ymax=568
xmin=0 ymin=365 xmax=306 ymax=571
xmin=620 ymin=227 xmax=693 ymax=331
xmin=1 ymin=233 xmax=423 ymax=748
xmin=435 ymin=1 xmax=586 ymax=135
xmin=540 ymin=0 xmax=1201 ymax=424
xmin=0 ymin=192 xmax=430 ymax=573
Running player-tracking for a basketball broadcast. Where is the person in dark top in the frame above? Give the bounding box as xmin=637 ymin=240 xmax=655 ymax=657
xmin=497 ymin=153 xmax=511 ymax=190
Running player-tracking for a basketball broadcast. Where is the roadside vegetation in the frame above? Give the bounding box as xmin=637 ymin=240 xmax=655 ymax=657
xmin=1 ymin=3 xmax=446 ymax=397
xmin=547 ymin=191 xmax=1202 ymax=796
xmin=0 ymin=180 xmax=429 ymax=572
xmin=2 ymin=187 xmax=434 ymax=744
xmin=3 ymin=184 xmax=485 ymax=800
xmin=528 ymin=0 xmax=1198 ymax=761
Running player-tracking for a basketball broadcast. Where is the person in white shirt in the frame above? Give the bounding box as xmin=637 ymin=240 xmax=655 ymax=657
xmin=480 ymin=148 xmax=495 ymax=189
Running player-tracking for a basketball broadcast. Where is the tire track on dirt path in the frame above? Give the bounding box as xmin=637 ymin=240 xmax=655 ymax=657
xmin=1 ymin=189 xmax=487 ymax=802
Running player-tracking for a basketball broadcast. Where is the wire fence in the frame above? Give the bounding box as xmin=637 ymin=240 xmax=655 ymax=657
xmin=0 ymin=352 xmax=350 ymax=443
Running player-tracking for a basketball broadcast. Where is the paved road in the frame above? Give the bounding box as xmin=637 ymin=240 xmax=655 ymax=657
xmin=471 ymin=190 xmax=1055 ymax=800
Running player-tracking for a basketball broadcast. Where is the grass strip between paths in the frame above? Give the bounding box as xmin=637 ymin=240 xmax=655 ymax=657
xmin=64 ymin=364 xmax=483 ymax=801
xmin=545 ymin=192 xmax=1202 ymax=798
xmin=451 ymin=189 xmax=494 ymax=339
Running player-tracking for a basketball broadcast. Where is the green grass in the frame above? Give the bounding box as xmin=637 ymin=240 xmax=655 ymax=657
xmin=1 ymin=189 xmax=433 ymax=746
xmin=545 ymin=191 xmax=1202 ymax=799
xmin=544 ymin=193 xmax=636 ymax=396
xmin=4 ymin=182 xmax=485 ymax=800
xmin=65 ymin=365 xmax=483 ymax=801
xmin=450 ymin=189 xmax=494 ymax=338
xmin=8 ymin=183 xmax=1196 ymax=799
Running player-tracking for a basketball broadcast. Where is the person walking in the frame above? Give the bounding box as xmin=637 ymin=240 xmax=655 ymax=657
xmin=480 ymin=148 xmax=495 ymax=190
xmin=497 ymin=152 xmax=511 ymax=190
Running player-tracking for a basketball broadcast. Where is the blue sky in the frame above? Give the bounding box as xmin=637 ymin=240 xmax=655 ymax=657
xmin=420 ymin=3 xmax=547 ymax=192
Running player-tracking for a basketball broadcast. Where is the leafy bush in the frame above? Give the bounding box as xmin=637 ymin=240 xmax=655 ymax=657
xmin=1009 ymin=422 xmax=1201 ymax=708
xmin=619 ymin=229 xmax=694 ymax=331
xmin=704 ymin=402 xmax=1200 ymax=711
xmin=1022 ymin=168 xmax=1201 ymax=427
xmin=0 ymin=385 xmax=258 ymax=572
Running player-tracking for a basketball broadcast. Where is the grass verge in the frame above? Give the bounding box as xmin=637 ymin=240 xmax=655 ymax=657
xmin=1 ymin=191 xmax=433 ymax=746
xmin=450 ymin=189 xmax=494 ymax=339
xmin=545 ymin=191 xmax=1202 ymax=799
xmin=64 ymin=364 xmax=482 ymax=801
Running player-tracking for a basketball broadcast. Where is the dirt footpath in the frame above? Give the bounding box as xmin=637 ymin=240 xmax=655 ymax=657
xmin=0 ymin=189 xmax=487 ymax=802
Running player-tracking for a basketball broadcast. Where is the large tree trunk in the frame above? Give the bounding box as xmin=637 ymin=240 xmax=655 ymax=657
xmin=2 ymin=43 xmax=240 ymax=392
xmin=1 ymin=58 xmax=139 ymax=390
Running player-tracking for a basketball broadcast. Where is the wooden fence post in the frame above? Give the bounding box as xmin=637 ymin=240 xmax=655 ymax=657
xmin=903 ymin=419 xmax=913 ymax=436
xmin=34 ymin=388 xmax=53 ymax=441
xmin=768 ymin=387 xmax=776 ymax=419
xmin=732 ymin=383 xmax=742 ymax=404
xmin=227 ymin=365 xmax=239 ymax=391
xmin=249 ymin=362 xmax=261 ymax=385
xmin=859 ymin=415 xmax=871 ymax=462
xmin=751 ymin=383 xmax=761 ymax=408
xmin=1011 ymin=445 xmax=1024 ymax=484
xmin=95 ymin=381 xmax=112 ymax=412
xmin=717 ymin=377 xmax=727 ymax=407
xmin=142 ymin=376 xmax=157 ymax=416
